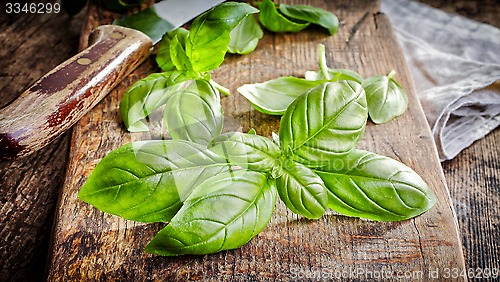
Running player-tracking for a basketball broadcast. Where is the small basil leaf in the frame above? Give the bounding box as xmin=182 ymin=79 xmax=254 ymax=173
xmin=145 ymin=170 xmax=277 ymax=256
xmin=156 ymin=28 xmax=189 ymax=71
xmin=279 ymin=4 xmax=339 ymax=35
xmin=209 ymin=132 xmax=282 ymax=177
xmin=102 ymin=0 xmax=143 ymax=12
xmin=114 ymin=7 xmax=173 ymax=44
xmin=164 ymin=79 xmax=223 ymax=146
xmin=279 ymin=81 xmax=368 ymax=165
xmin=120 ymin=71 xmax=194 ymax=132
xmin=314 ymin=149 xmax=436 ymax=221
xmin=277 ymin=160 xmax=328 ymax=219
xmin=78 ymin=140 xmax=230 ymax=223
xmin=258 ymin=0 xmax=310 ymax=33
xmin=228 ymin=14 xmax=264 ymax=55
xmin=237 ymin=77 xmax=325 ymax=115
xmin=361 ymin=70 xmax=409 ymax=124
xmin=170 ymin=35 xmax=192 ymax=71
xmin=187 ymin=2 xmax=259 ymax=72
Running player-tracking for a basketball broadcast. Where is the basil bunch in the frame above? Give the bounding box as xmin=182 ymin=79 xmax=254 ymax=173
xmin=238 ymin=44 xmax=409 ymax=123
xmin=79 ymin=2 xmax=433 ymax=257
xmin=120 ymin=2 xmax=258 ymax=132
xmin=80 ymin=78 xmax=435 ymax=256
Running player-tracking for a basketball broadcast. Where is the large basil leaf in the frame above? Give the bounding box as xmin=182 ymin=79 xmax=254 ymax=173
xmin=156 ymin=28 xmax=190 ymax=71
xmin=314 ymin=149 xmax=436 ymax=221
xmin=237 ymin=77 xmax=325 ymax=115
xmin=279 ymin=3 xmax=339 ymax=35
xmin=209 ymin=132 xmax=282 ymax=177
xmin=164 ymin=79 xmax=223 ymax=146
xmin=279 ymin=81 xmax=368 ymax=165
xmin=276 ymin=160 xmax=328 ymax=219
xmin=186 ymin=2 xmax=258 ymax=72
xmin=78 ymin=140 xmax=230 ymax=223
xmin=145 ymin=170 xmax=277 ymax=256
xmin=228 ymin=14 xmax=263 ymax=55
xmin=258 ymin=0 xmax=310 ymax=33
xmin=362 ymin=70 xmax=408 ymax=124
xmin=120 ymin=71 xmax=194 ymax=132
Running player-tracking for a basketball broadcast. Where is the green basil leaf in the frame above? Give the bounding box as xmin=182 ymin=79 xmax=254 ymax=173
xmin=164 ymin=79 xmax=223 ymax=146
xmin=156 ymin=28 xmax=189 ymax=71
xmin=78 ymin=140 xmax=230 ymax=223
xmin=114 ymin=7 xmax=173 ymax=44
xmin=279 ymin=81 xmax=368 ymax=165
xmin=170 ymin=35 xmax=192 ymax=71
xmin=279 ymin=4 xmax=339 ymax=35
xmin=209 ymin=132 xmax=282 ymax=177
xmin=186 ymin=2 xmax=259 ymax=72
xmin=145 ymin=169 xmax=277 ymax=256
xmin=258 ymin=0 xmax=310 ymax=33
xmin=228 ymin=14 xmax=264 ymax=55
xmin=362 ymin=70 xmax=408 ymax=124
xmin=314 ymin=149 xmax=436 ymax=221
xmin=237 ymin=76 xmax=325 ymax=115
xmin=277 ymin=160 xmax=328 ymax=219
xmin=120 ymin=71 xmax=194 ymax=132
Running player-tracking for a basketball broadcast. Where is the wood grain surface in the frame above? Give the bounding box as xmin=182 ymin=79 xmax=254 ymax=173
xmin=44 ymin=0 xmax=468 ymax=281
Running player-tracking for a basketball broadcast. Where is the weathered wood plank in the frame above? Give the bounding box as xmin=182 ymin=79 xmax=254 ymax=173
xmin=47 ymin=0 xmax=466 ymax=280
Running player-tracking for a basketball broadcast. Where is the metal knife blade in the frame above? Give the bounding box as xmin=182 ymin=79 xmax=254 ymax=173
xmin=115 ymin=0 xmax=226 ymax=44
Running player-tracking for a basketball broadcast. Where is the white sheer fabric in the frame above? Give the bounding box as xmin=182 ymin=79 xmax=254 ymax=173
xmin=381 ymin=0 xmax=500 ymax=161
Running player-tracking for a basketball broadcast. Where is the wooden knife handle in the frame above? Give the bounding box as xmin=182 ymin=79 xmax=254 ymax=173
xmin=0 ymin=25 xmax=152 ymax=159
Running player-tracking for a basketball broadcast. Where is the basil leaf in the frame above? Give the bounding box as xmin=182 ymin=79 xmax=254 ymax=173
xmin=156 ymin=28 xmax=189 ymax=71
xmin=209 ymin=132 xmax=282 ymax=177
xmin=119 ymin=71 xmax=194 ymax=132
xmin=279 ymin=4 xmax=339 ymax=36
xmin=314 ymin=149 xmax=436 ymax=221
xmin=228 ymin=14 xmax=264 ymax=55
xmin=279 ymin=81 xmax=368 ymax=165
xmin=277 ymin=160 xmax=328 ymax=219
xmin=78 ymin=140 xmax=230 ymax=223
xmin=164 ymin=79 xmax=223 ymax=146
xmin=145 ymin=170 xmax=277 ymax=256
xmin=362 ymin=70 xmax=409 ymax=124
xmin=237 ymin=77 xmax=325 ymax=115
xmin=258 ymin=0 xmax=310 ymax=33
xmin=186 ymin=2 xmax=259 ymax=72
xmin=114 ymin=7 xmax=173 ymax=44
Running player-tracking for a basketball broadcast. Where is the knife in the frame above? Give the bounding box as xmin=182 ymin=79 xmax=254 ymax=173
xmin=0 ymin=0 xmax=224 ymax=160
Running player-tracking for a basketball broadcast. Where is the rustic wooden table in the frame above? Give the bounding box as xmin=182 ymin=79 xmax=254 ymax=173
xmin=0 ymin=0 xmax=498 ymax=281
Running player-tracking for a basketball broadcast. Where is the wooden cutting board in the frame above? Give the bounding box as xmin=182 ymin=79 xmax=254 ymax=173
xmin=47 ymin=0 xmax=466 ymax=280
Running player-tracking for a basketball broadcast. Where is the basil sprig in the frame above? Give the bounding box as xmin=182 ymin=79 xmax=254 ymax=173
xmin=80 ymin=78 xmax=435 ymax=256
xmin=79 ymin=3 xmax=433 ymax=257
xmin=238 ymin=44 xmax=408 ymax=124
